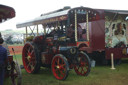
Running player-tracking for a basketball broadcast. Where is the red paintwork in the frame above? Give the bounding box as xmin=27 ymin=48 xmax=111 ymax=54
xmin=33 ymin=35 xmax=44 ymax=44
xmin=22 ymin=43 xmax=36 ymax=73
xmin=105 ymin=48 xmax=128 ymax=59
xmin=20 ymin=7 xmax=128 ymax=79
xmin=79 ymin=19 xmax=105 ymax=53
xmin=45 ymin=37 xmax=54 ymax=46
xmin=42 ymin=15 xmax=68 ymax=24
xmin=67 ymin=43 xmax=76 ymax=46
xmin=79 ymin=9 xmax=128 ymax=60
xmin=74 ymin=52 xmax=89 ymax=76
xmin=89 ymin=19 xmax=105 ymax=52
xmin=51 ymin=55 xmax=67 ymax=80
xmin=41 ymin=52 xmax=54 ymax=64
xmin=77 ymin=41 xmax=89 ymax=47
xmin=5 ymin=55 xmax=13 ymax=78
xmin=7 ymin=55 xmax=13 ymax=63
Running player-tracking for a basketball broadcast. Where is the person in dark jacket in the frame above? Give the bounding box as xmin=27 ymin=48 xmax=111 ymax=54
xmin=0 ymin=37 xmax=8 ymax=85
xmin=0 ymin=32 xmax=10 ymax=55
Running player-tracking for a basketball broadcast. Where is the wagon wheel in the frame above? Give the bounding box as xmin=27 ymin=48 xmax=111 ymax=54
xmin=74 ymin=51 xmax=91 ymax=76
xmin=52 ymin=54 xmax=69 ymax=80
xmin=11 ymin=62 xmax=22 ymax=85
xmin=22 ymin=43 xmax=40 ymax=73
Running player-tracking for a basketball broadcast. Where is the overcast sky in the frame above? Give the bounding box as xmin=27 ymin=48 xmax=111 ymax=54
xmin=0 ymin=0 xmax=128 ymax=31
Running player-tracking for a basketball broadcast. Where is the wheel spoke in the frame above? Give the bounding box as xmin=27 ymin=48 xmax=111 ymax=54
xmin=60 ymin=70 xmax=65 ymax=76
xmin=52 ymin=55 xmax=69 ymax=80
xmin=55 ymin=68 xmax=58 ymax=71
xmin=60 ymin=64 xmax=65 ymax=67
xmin=13 ymin=69 xmax=18 ymax=75
xmin=26 ymin=47 xmax=30 ymax=55
xmin=11 ymin=69 xmax=16 ymax=85
xmin=27 ymin=63 xmax=31 ymax=68
xmin=11 ymin=77 xmax=16 ymax=85
xmin=86 ymin=65 xmax=88 ymax=68
xmin=30 ymin=50 xmax=34 ymax=56
xmin=27 ymin=52 xmax=29 ymax=56
xmin=74 ymin=52 xmax=90 ymax=76
xmin=81 ymin=67 xmax=84 ymax=73
xmin=11 ymin=62 xmax=22 ymax=85
xmin=57 ymin=58 xmax=60 ymax=65
xmin=30 ymin=65 xmax=34 ymax=71
xmin=55 ymin=69 xmax=59 ymax=75
xmin=27 ymin=47 xmax=31 ymax=56
xmin=28 ymin=47 xmax=31 ymax=53
xmin=77 ymin=66 xmax=80 ymax=71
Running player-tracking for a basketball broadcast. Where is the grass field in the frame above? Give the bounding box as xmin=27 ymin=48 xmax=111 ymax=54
xmin=4 ymin=55 xmax=128 ymax=85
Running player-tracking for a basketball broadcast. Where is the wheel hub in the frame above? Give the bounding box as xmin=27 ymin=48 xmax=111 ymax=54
xmin=27 ymin=56 xmax=31 ymax=61
xmin=56 ymin=65 xmax=60 ymax=69
xmin=81 ymin=62 xmax=85 ymax=66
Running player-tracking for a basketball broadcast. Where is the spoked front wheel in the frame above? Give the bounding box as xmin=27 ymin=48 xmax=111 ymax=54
xmin=11 ymin=62 xmax=22 ymax=85
xmin=74 ymin=51 xmax=91 ymax=76
xmin=22 ymin=43 xmax=40 ymax=73
xmin=52 ymin=54 xmax=69 ymax=80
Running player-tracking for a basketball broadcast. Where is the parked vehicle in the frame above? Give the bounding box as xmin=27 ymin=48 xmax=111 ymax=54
xmin=17 ymin=7 xmax=92 ymax=80
xmin=16 ymin=6 xmax=128 ymax=80
xmin=5 ymin=55 xmax=22 ymax=85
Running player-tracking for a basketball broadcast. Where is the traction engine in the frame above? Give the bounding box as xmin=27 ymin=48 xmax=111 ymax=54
xmin=17 ymin=7 xmax=92 ymax=80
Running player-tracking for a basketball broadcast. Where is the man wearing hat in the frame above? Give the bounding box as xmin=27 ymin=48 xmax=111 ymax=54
xmin=0 ymin=33 xmax=8 ymax=85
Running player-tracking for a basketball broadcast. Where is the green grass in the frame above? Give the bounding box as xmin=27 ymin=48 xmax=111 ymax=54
xmin=13 ymin=54 xmax=23 ymax=65
xmin=4 ymin=55 xmax=128 ymax=85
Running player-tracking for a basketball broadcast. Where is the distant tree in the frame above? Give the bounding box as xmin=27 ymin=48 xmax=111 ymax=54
xmin=5 ymin=29 xmax=13 ymax=31
xmin=5 ymin=35 xmax=13 ymax=44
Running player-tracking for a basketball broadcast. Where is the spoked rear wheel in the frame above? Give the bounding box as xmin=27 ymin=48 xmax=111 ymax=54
xmin=74 ymin=51 xmax=91 ymax=76
xmin=11 ymin=62 xmax=22 ymax=85
xmin=52 ymin=54 xmax=69 ymax=80
xmin=22 ymin=43 xmax=40 ymax=73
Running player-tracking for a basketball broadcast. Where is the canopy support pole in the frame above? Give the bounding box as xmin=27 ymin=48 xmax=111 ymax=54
xmin=26 ymin=27 xmax=28 ymax=38
xmin=75 ymin=10 xmax=78 ymax=42
xmin=86 ymin=12 xmax=89 ymax=41
xmin=37 ymin=25 xmax=39 ymax=36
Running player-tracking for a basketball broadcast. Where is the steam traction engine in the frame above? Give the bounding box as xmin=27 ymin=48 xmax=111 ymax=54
xmin=17 ymin=7 xmax=92 ymax=80
xmin=17 ymin=6 xmax=128 ymax=80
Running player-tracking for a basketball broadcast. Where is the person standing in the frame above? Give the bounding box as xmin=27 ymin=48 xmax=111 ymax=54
xmin=0 ymin=32 xmax=10 ymax=55
xmin=0 ymin=37 xmax=8 ymax=85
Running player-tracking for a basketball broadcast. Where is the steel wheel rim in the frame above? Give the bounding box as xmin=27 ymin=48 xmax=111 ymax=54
xmin=11 ymin=69 xmax=18 ymax=85
xmin=52 ymin=56 xmax=67 ymax=80
xmin=22 ymin=43 xmax=36 ymax=73
xmin=11 ymin=62 xmax=22 ymax=85
xmin=74 ymin=53 xmax=89 ymax=76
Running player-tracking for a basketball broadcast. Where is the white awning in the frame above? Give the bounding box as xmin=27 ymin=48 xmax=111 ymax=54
xmin=16 ymin=9 xmax=70 ymax=28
